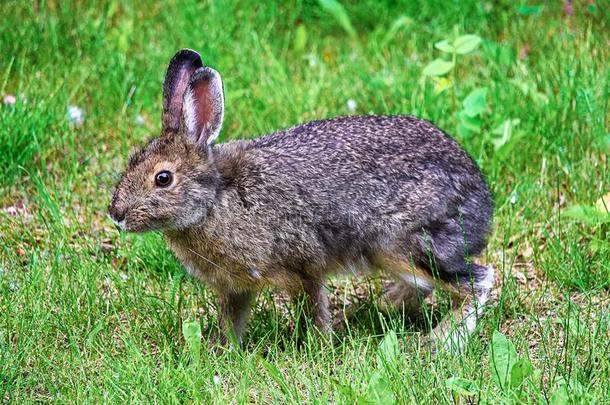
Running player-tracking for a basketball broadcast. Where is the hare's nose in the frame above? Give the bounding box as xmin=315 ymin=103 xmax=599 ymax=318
xmin=109 ymin=214 xmax=126 ymax=232
xmin=108 ymin=206 xmax=127 ymax=229
xmin=108 ymin=206 xmax=125 ymax=222
xmin=113 ymin=211 xmax=126 ymax=222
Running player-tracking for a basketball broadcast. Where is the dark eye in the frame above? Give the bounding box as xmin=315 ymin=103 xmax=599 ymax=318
xmin=155 ymin=170 xmax=173 ymax=187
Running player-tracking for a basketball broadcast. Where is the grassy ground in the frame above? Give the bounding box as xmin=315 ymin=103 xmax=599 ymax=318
xmin=1 ymin=0 xmax=609 ymax=402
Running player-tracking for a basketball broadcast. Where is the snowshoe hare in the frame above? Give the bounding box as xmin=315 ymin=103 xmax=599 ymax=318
xmin=109 ymin=49 xmax=495 ymax=351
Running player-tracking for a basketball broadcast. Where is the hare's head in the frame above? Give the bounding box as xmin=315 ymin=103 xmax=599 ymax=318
xmin=109 ymin=49 xmax=225 ymax=232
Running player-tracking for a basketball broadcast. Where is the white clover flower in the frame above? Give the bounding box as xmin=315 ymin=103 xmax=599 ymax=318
xmin=67 ymin=105 xmax=85 ymax=125
xmin=307 ymin=54 xmax=318 ymax=67
xmin=135 ymin=114 xmax=146 ymax=126
xmin=213 ymin=375 xmax=221 ymax=385
xmin=346 ymin=99 xmax=357 ymax=112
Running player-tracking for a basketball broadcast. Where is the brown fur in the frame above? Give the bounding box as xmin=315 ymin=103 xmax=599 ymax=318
xmin=109 ymin=50 xmax=495 ymax=351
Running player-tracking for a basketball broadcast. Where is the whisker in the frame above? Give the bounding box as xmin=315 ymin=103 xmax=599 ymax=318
xmin=187 ymin=248 xmax=228 ymax=272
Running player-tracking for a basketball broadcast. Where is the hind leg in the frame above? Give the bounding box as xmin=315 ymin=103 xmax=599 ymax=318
xmin=370 ymin=254 xmax=435 ymax=320
xmin=379 ymin=279 xmax=428 ymax=319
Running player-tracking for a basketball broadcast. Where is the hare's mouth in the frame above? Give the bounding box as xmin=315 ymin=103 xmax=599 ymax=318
xmin=112 ymin=218 xmax=127 ymax=231
xmin=124 ymin=217 xmax=172 ymax=233
xmin=109 ymin=214 xmax=141 ymax=233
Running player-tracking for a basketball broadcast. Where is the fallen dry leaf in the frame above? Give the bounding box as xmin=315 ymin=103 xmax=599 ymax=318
xmin=594 ymin=192 xmax=610 ymax=213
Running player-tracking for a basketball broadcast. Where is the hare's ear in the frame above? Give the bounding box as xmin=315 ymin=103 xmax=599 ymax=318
xmin=162 ymin=49 xmax=203 ymax=132
xmin=182 ymin=67 xmax=224 ymax=146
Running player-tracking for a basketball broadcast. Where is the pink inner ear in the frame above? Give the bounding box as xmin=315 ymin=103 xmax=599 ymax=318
xmin=162 ymin=50 xmax=203 ymax=132
xmin=192 ymin=80 xmax=214 ymax=141
xmin=168 ymin=69 xmax=192 ymax=123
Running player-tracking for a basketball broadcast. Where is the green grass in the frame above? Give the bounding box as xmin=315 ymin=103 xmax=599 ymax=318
xmin=1 ymin=0 xmax=609 ymax=402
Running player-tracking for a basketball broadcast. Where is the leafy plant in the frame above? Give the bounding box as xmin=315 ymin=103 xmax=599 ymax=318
xmin=564 ymin=193 xmax=610 ymax=225
xmin=446 ymin=377 xmax=479 ymax=397
xmin=436 ymin=35 xmax=482 ymax=55
xmin=376 ymin=329 xmax=399 ymax=368
xmin=456 ymin=87 xmax=488 ymax=138
xmin=182 ymin=319 xmax=202 ymax=364
xmin=363 ymin=372 xmax=395 ymax=405
xmin=510 ymin=78 xmax=549 ymax=106
xmin=293 ymin=24 xmax=308 ymax=52
xmin=489 ymin=331 xmax=533 ymax=393
xmin=260 ymin=357 xmax=295 ymax=399
xmin=423 ymin=59 xmax=455 ymax=77
xmin=422 ymin=33 xmax=486 ymax=137
xmin=422 ymin=33 xmax=482 ymax=85
xmin=317 ymin=0 xmax=356 ymax=38
xmin=517 ymin=5 xmax=543 ymax=16
xmin=490 ymin=118 xmax=520 ymax=150
xmin=549 ymin=376 xmax=594 ymax=404
xmin=380 ymin=15 xmax=413 ymax=47
xmin=549 ymin=380 xmax=569 ymax=405
xmin=334 ymin=331 xmax=399 ymax=404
